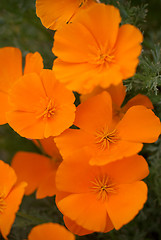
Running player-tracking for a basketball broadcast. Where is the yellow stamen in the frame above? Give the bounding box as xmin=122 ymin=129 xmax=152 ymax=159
xmin=99 ymin=53 xmax=115 ymax=64
xmin=91 ymin=175 xmax=117 ymax=201
xmin=37 ymin=99 xmax=56 ymax=119
xmin=95 ymin=127 xmax=119 ymax=150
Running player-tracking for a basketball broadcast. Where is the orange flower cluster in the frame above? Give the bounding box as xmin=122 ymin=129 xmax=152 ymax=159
xmin=0 ymin=1 xmax=161 ymax=239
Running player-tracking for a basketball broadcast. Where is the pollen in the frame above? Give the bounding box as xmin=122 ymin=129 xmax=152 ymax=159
xmin=91 ymin=175 xmax=117 ymax=201
xmin=89 ymin=49 xmax=115 ymax=65
xmin=0 ymin=193 xmax=6 ymax=214
xmin=36 ymin=99 xmax=56 ymax=119
xmin=100 ymin=53 xmax=115 ymax=64
xmin=95 ymin=126 xmax=119 ymax=150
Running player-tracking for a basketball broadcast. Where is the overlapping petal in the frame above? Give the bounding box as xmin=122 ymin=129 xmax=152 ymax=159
xmin=36 ymin=0 xmax=95 ymax=30
xmin=7 ymin=70 xmax=76 ymax=139
xmin=53 ymin=4 xmax=143 ymax=93
xmin=11 ymin=152 xmax=53 ymax=195
xmin=56 ymin=151 xmax=148 ymax=234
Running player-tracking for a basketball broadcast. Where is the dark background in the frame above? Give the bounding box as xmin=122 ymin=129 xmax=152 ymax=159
xmin=0 ymin=0 xmax=161 ymax=239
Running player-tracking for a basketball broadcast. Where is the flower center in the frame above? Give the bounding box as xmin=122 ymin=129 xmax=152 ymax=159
xmin=99 ymin=53 xmax=115 ymax=64
xmin=91 ymin=175 xmax=117 ymax=201
xmin=88 ymin=48 xmax=115 ymax=66
xmin=36 ymin=99 xmax=56 ymax=119
xmin=95 ymin=127 xmax=119 ymax=150
xmin=0 ymin=193 xmax=6 ymax=214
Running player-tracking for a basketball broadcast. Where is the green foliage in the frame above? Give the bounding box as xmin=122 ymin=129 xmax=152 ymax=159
xmin=0 ymin=0 xmax=161 ymax=239
xmin=0 ymin=0 xmax=54 ymax=68
xmin=105 ymin=0 xmax=148 ymax=29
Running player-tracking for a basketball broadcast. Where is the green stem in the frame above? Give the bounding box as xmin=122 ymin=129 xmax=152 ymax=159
xmin=17 ymin=212 xmax=46 ymax=224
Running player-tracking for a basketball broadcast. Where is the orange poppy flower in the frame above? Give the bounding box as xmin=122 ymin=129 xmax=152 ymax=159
xmin=81 ymin=82 xmax=154 ymax=122
xmin=27 ymin=222 xmax=75 ymax=240
xmin=6 ymin=69 xmax=76 ymax=139
xmin=11 ymin=137 xmax=62 ymax=199
xmin=56 ymin=151 xmax=149 ymax=234
xmin=53 ymin=4 xmax=143 ymax=94
xmin=36 ymin=0 xmax=95 ymax=31
xmin=0 ymin=47 xmax=43 ymax=125
xmin=55 ymin=91 xmax=160 ymax=165
xmin=0 ymin=160 xmax=27 ymax=239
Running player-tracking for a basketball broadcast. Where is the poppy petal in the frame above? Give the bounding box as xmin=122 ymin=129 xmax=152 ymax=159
xmin=0 ymin=182 xmax=27 ymax=239
xmin=74 ymin=91 xmax=112 ymax=133
xmin=58 ymin=193 xmax=107 ymax=232
xmin=117 ymin=106 xmax=161 ymax=143
xmin=36 ymin=170 xmax=57 ymax=199
xmin=11 ymin=152 xmax=53 ymax=195
xmin=0 ymin=161 xmax=17 ymax=198
xmin=0 ymin=47 xmax=22 ymax=93
xmin=28 ymin=222 xmax=75 ymax=240
xmin=36 ymin=0 xmax=78 ymax=30
xmin=100 ymin=154 xmax=149 ymax=184
xmin=64 ymin=216 xmax=93 ymax=236
xmin=0 ymin=92 xmax=10 ymax=124
xmin=24 ymin=52 xmax=43 ymax=75
xmin=105 ymin=181 xmax=147 ymax=230
xmin=123 ymin=94 xmax=153 ymax=111
xmin=55 ymin=128 xmax=93 ymax=159
xmin=115 ymin=24 xmax=143 ymax=79
xmin=89 ymin=140 xmax=143 ymax=165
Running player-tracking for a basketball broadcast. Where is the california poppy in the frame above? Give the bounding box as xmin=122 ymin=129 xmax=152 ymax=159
xmin=36 ymin=0 xmax=95 ymax=30
xmin=27 ymin=222 xmax=75 ymax=240
xmin=11 ymin=137 xmax=62 ymax=199
xmin=56 ymin=151 xmax=149 ymax=234
xmin=0 ymin=160 xmax=26 ymax=239
xmin=7 ymin=69 xmax=76 ymax=139
xmin=55 ymin=91 xmax=160 ymax=165
xmin=81 ymin=82 xmax=153 ymax=122
xmin=0 ymin=47 xmax=43 ymax=125
xmin=53 ymin=4 xmax=143 ymax=93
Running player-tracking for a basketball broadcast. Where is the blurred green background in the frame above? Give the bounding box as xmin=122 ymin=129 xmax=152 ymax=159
xmin=0 ymin=0 xmax=161 ymax=239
